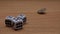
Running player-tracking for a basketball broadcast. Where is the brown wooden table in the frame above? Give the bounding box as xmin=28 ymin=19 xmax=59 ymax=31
xmin=0 ymin=0 xmax=60 ymax=34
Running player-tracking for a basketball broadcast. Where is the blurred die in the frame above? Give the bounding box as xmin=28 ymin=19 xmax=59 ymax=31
xmin=5 ymin=16 xmax=15 ymax=27
xmin=17 ymin=14 xmax=27 ymax=24
xmin=12 ymin=18 xmax=23 ymax=31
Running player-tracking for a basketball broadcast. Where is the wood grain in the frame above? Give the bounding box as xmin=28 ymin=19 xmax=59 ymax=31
xmin=0 ymin=1 xmax=60 ymax=34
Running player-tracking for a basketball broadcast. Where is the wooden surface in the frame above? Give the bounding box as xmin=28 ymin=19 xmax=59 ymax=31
xmin=0 ymin=1 xmax=60 ymax=34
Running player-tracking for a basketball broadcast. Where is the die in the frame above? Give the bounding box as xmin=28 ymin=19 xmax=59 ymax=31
xmin=5 ymin=16 xmax=15 ymax=27
xmin=17 ymin=14 xmax=26 ymax=24
xmin=12 ymin=18 xmax=23 ymax=30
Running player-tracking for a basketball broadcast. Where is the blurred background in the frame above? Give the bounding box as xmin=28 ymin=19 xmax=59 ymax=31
xmin=0 ymin=0 xmax=60 ymax=34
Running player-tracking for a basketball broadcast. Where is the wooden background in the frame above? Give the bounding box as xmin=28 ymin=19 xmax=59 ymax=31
xmin=0 ymin=0 xmax=60 ymax=34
